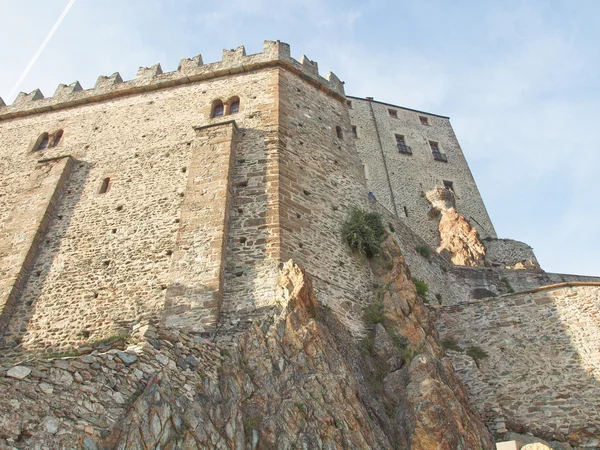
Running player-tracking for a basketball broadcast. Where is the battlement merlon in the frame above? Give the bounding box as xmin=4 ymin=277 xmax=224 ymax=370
xmin=0 ymin=40 xmax=346 ymax=120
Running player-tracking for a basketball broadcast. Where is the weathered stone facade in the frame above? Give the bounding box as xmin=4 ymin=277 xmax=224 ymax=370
xmin=349 ymin=97 xmax=497 ymax=245
xmin=0 ymin=40 xmax=600 ymax=449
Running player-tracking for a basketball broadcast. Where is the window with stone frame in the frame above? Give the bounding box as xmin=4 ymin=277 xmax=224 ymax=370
xmin=429 ymin=141 xmax=447 ymax=162
xmin=228 ymin=97 xmax=240 ymax=114
xmin=419 ymin=116 xmax=429 ymax=125
xmin=388 ymin=109 xmax=398 ymax=118
xmin=35 ymin=133 xmax=49 ymax=151
xmin=50 ymin=130 xmax=63 ymax=147
xmin=211 ymin=100 xmax=224 ymax=118
xmin=395 ymin=134 xmax=412 ymax=154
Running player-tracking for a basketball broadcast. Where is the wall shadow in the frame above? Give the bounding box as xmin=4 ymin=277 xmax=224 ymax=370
xmin=437 ymin=285 xmax=600 ymax=447
xmin=0 ymin=160 xmax=92 ymax=361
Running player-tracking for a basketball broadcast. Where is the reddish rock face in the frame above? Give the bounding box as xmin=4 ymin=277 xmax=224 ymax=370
xmin=371 ymin=237 xmax=494 ymax=449
xmin=438 ymin=207 xmax=486 ymax=266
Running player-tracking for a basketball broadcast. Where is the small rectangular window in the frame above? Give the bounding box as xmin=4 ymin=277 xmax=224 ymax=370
xmin=443 ymin=180 xmax=454 ymax=191
xmin=430 ymin=141 xmax=447 ymax=162
xmin=351 ymin=125 xmax=358 ymax=137
xmin=347 ymin=100 xmax=353 ymax=109
xmin=395 ymin=134 xmax=412 ymax=154
xmin=388 ymin=109 xmax=398 ymax=118
xmin=419 ymin=116 xmax=429 ymax=125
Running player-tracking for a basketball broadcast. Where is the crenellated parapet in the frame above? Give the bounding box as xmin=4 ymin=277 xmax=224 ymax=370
xmin=0 ymin=40 xmax=346 ymax=120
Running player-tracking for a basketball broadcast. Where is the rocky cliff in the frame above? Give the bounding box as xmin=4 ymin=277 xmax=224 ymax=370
xmin=0 ymin=238 xmax=492 ymax=449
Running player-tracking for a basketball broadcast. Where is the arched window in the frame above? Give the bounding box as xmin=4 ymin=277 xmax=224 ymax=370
xmin=228 ymin=97 xmax=240 ymax=114
xmin=35 ymin=133 xmax=49 ymax=151
xmin=50 ymin=130 xmax=63 ymax=147
xmin=211 ymin=100 xmax=224 ymax=118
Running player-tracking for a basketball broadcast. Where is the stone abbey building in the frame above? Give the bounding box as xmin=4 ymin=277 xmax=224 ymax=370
xmin=0 ymin=41 xmax=599 ymax=449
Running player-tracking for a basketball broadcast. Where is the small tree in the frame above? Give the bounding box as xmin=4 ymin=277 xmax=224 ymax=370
xmin=342 ymin=208 xmax=387 ymax=258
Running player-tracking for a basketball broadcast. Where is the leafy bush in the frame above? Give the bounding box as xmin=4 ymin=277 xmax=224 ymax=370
xmin=466 ymin=345 xmax=489 ymax=368
xmin=342 ymin=208 xmax=387 ymax=258
xmin=364 ymin=300 xmax=385 ymax=325
xmin=501 ymin=277 xmax=515 ymax=294
xmin=360 ymin=333 xmax=375 ymax=355
xmin=387 ymin=327 xmax=407 ymax=350
xmin=412 ymin=278 xmax=429 ymax=300
xmin=441 ymin=338 xmax=463 ymax=352
xmin=415 ymin=245 xmax=431 ymax=259
xmin=402 ymin=343 xmax=424 ymax=365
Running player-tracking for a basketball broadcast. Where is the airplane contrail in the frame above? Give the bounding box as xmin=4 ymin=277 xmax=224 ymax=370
xmin=8 ymin=0 xmax=77 ymax=101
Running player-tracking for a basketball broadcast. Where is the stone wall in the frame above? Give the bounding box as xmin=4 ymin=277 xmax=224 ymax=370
xmin=277 ymin=70 xmax=374 ymax=335
xmin=0 ymin=64 xmax=282 ymax=358
xmin=349 ymin=97 xmax=497 ymax=245
xmin=436 ymin=284 xmax=600 ymax=447
xmin=0 ymin=156 xmax=73 ymax=334
xmin=485 ymin=238 xmax=541 ymax=271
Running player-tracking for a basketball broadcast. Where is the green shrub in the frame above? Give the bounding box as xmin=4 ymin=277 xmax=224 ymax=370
xmin=412 ymin=278 xmax=428 ymax=300
xmin=243 ymin=415 xmax=262 ymax=436
xmin=415 ymin=245 xmax=431 ymax=259
xmin=369 ymin=369 xmax=386 ymax=393
xmin=342 ymin=208 xmax=387 ymax=258
xmin=402 ymin=343 xmax=424 ymax=365
xmin=364 ymin=301 xmax=385 ymax=325
xmin=466 ymin=345 xmax=489 ymax=368
xmin=501 ymin=277 xmax=515 ymax=294
xmin=386 ymin=327 xmax=407 ymax=350
xmin=360 ymin=333 xmax=375 ymax=355
xmin=441 ymin=338 xmax=463 ymax=352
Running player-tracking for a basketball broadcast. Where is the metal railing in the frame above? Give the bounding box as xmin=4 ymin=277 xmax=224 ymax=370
xmin=432 ymin=151 xmax=447 ymax=162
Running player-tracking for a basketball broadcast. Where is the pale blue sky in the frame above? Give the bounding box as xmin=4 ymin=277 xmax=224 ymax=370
xmin=1 ymin=0 xmax=599 ymax=276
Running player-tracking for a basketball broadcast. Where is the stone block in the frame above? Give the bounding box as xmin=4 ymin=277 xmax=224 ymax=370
xmin=496 ymin=441 xmax=519 ymax=450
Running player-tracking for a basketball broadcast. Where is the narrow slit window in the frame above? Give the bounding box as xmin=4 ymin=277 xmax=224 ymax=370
xmin=351 ymin=125 xmax=358 ymax=137
xmin=336 ymin=126 xmax=343 ymax=139
xmin=99 ymin=177 xmax=110 ymax=194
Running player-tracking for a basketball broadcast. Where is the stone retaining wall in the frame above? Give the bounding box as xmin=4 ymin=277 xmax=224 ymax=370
xmin=436 ymin=284 xmax=600 ymax=447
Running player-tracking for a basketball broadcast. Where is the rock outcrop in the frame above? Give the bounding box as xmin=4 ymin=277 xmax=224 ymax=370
xmin=426 ymin=187 xmax=486 ymax=266
xmin=0 ymin=251 xmax=492 ymax=449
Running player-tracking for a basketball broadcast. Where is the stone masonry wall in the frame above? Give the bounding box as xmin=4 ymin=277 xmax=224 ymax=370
xmin=163 ymin=121 xmax=237 ymax=333
xmin=349 ymin=97 xmax=497 ymax=246
xmin=484 ymin=238 xmax=541 ymax=271
xmin=0 ymin=66 xmax=281 ymax=359
xmin=278 ymin=69 xmax=374 ymax=334
xmin=437 ymin=284 xmax=600 ymax=447
xmin=0 ymin=156 xmax=73 ymax=334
